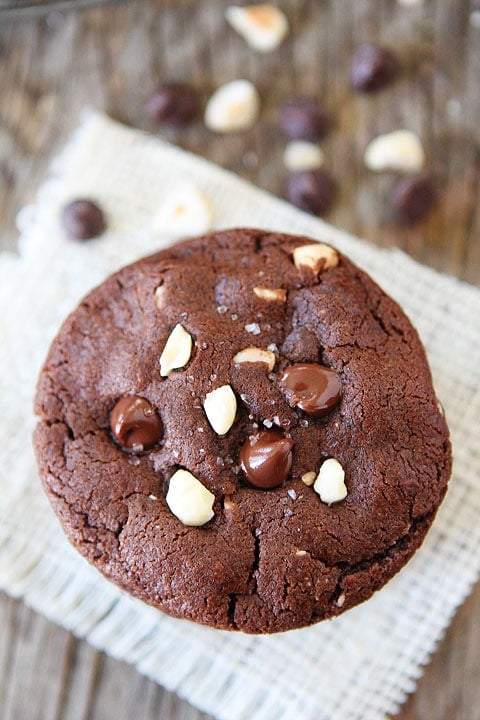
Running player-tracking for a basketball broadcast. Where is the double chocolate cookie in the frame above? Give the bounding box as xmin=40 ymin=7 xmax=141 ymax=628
xmin=34 ymin=229 xmax=451 ymax=633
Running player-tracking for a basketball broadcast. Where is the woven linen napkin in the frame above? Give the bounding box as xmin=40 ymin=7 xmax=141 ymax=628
xmin=1 ymin=112 xmax=480 ymax=720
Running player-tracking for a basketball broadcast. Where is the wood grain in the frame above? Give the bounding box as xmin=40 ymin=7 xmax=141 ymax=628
xmin=0 ymin=1 xmax=123 ymax=19
xmin=1 ymin=1 xmax=479 ymax=718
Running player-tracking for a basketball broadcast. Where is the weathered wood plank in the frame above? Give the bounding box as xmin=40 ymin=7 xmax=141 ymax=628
xmin=56 ymin=639 xmax=101 ymax=720
xmin=0 ymin=593 xmax=211 ymax=720
xmin=1 ymin=599 xmax=72 ymax=720
xmin=397 ymin=582 xmax=480 ymax=720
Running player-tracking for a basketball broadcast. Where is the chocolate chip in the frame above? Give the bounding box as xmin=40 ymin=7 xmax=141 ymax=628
xmin=390 ymin=174 xmax=437 ymax=225
xmin=284 ymin=169 xmax=337 ymax=216
xmin=279 ymin=363 xmax=342 ymax=417
xmin=110 ymin=396 xmax=163 ymax=453
xmin=279 ymin=96 xmax=331 ymax=141
xmin=61 ymin=199 xmax=106 ymax=241
xmin=351 ymin=43 xmax=400 ymax=93
xmin=145 ymin=82 xmax=199 ymax=127
xmin=239 ymin=430 xmax=293 ymax=489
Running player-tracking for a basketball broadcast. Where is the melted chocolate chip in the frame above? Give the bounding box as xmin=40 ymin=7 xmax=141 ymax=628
xmin=279 ymin=363 xmax=342 ymax=417
xmin=279 ymin=96 xmax=331 ymax=141
xmin=110 ymin=396 xmax=163 ymax=453
xmin=390 ymin=174 xmax=437 ymax=225
xmin=61 ymin=199 xmax=106 ymax=241
xmin=239 ymin=430 xmax=293 ymax=489
xmin=351 ymin=43 xmax=400 ymax=93
xmin=145 ymin=82 xmax=199 ymax=127
xmin=285 ymin=168 xmax=337 ymax=216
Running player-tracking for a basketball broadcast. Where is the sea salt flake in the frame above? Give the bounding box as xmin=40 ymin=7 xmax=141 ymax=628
xmin=245 ymin=322 xmax=261 ymax=335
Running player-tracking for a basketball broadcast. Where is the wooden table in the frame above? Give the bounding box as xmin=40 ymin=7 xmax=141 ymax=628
xmin=1 ymin=1 xmax=479 ymax=718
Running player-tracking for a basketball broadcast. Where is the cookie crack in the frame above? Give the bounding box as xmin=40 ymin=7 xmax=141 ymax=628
xmin=226 ymin=527 xmax=260 ymax=628
xmin=227 ymin=594 xmax=238 ymax=629
xmin=328 ymin=510 xmax=434 ymax=605
xmin=360 ymin=273 xmax=408 ymax=344
xmin=244 ymin=528 xmax=261 ymax=594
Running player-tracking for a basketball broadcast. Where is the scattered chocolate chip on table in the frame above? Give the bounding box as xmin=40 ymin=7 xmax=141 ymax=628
xmin=279 ymin=95 xmax=332 ymax=141
xmin=145 ymin=82 xmax=200 ymax=127
xmin=284 ymin=168 xmax=338 ymax=215
xmin=351 ymin=42 xmax=401 ymax=93
xmin=390 ymin=174 xmax=438 ymax=225
xmin=61 ymin=198 xmax=106 ymax=240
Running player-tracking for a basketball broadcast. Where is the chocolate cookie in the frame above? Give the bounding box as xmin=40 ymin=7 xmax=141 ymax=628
xmin=34 ymin=229 xmax=451 ymax=634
